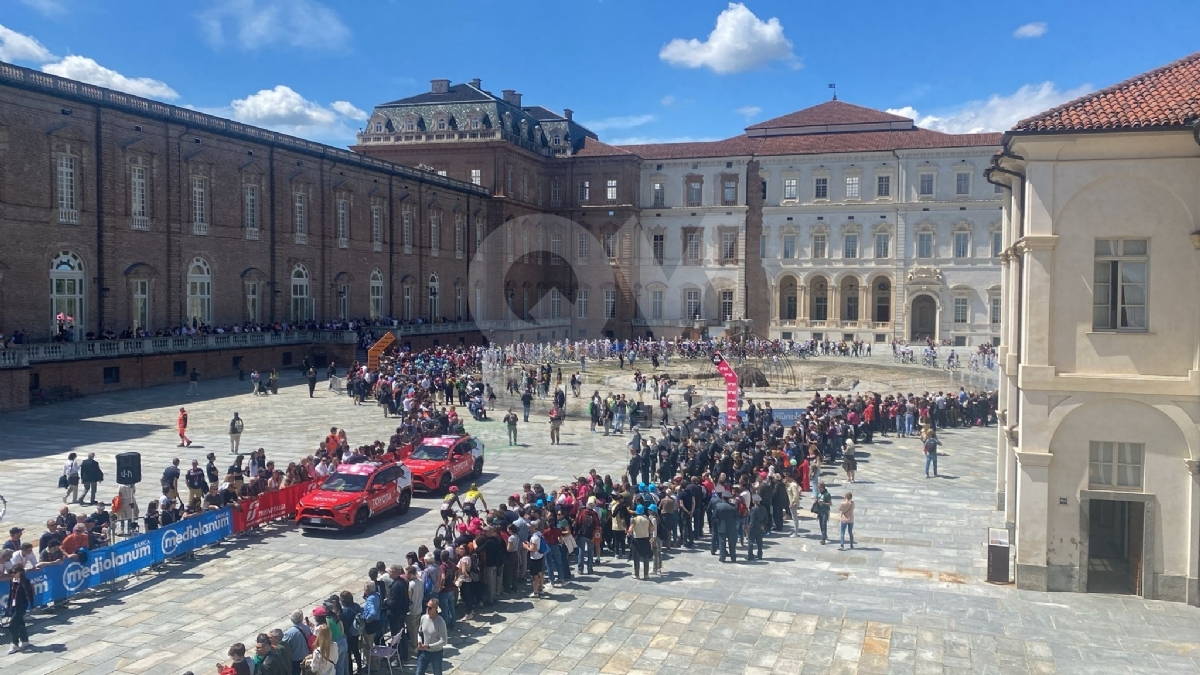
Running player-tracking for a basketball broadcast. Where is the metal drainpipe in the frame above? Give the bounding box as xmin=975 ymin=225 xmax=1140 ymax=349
xmin=268 ymin=145 xmax=276 ymax=323
xmin=94 ymin=105 xmax=105 ymax=334
xmin=388 ymin=174 xmax=395 ymax=319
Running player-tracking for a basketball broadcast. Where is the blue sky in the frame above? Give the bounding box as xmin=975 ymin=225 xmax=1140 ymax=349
xmin=2 ymin=0 xmax=1198 ymax=146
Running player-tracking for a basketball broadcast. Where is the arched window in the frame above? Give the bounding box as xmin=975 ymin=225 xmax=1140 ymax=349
xmin=49 ymin=251 xmax=85 ymax=337
xmin=428 ymin=273 xmax=440 ymax=321
xmin=186 ymin=258 xmax=213 ymax=325
xmin=291 ymin=264 xmax=312 ymax=322
xmin=370 ymin=269 xmax=384 ymax=319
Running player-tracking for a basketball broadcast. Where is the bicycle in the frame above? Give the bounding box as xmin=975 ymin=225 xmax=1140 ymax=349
xmin=433 ymin=511 xmax=461 ymax=548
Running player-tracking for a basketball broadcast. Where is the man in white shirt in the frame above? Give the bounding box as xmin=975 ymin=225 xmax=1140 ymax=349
xmin=11 ymin=542 xmax=39 ymax=570
xmin=314 ymin=457 xmax=332 ymax=479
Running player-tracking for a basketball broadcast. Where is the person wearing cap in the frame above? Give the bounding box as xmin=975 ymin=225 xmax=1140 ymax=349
xmin=60 ymin=523 xmax=88 ymax=557
xmin=252 ymin=632 xmax=289 ymax=675
xmin=746 ymin=494 xmax=768 ymax=561
xmin=628 ymin=504 xmax=652 ymax=579
xmin=2 ymin=526 xmax=22 ymax=551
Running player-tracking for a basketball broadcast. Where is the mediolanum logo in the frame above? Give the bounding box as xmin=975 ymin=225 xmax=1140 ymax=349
xmin=62 ymin=539 xmax=154 ymax=591
xmin=62 ymin=561 xmax=88 ymax=592
xmin=161 ymin=512 xmax=231 ymax=556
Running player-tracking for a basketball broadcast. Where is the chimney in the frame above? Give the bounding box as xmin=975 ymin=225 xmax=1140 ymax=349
xmin=502 ymin=89 xmax=522 ymax=107
xmin=469 ymin=78 xmax=481 ymax=89
xmin=563 ymin=108 xmax=573 ymax=121
xmin=430 ymin=79 xmax=450 ymax=94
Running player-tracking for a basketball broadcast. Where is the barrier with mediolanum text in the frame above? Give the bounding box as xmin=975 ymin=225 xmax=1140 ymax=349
xmin=231 ymin=480 xmax=314 ymax=533
xmin=1 ymin=507 xmax=234 ymax=607
xmin=711 ymin=351 xmax=740 ymax=427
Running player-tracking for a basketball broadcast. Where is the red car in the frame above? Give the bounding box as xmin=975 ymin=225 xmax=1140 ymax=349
xmin=295 ymin=458 xmax=413 ymax=533
xmin=405 ymin=435 xmax=485 ymax=493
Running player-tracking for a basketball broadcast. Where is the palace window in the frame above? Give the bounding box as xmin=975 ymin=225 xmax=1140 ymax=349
xmin=576 ymin=289 xmax=589 ymax=318
xmin=687 ymin=181 xmax=702 ymax=207
xmin=844 ymin=233 xmax=858 ymax=259
xmin=845 ymin=176 xmax=860 ymax=200
xmin=131 ymin=166 xmax=149 ymax=230
xmin=606 ymin=179 xmax=617 ymax=201
xmin=722 ymin=232 xmax=736 ymax=261
xmin=336 ymin=199 xmax=349 ymax=248
xmin=551 ymin=180 xmax=562 ymax=206
xmin=875 ymin=232 xmax=889 ymax=259
xmin=470 ymin=169 xmax=481 ymax=186
xmin=814 ymin=177 xmax=828 ymax=200
xmin=720 ymin=290 xmax=734 ymax=321
xmin=812 ymin=233 xmax=827 ymax=259
xmin=685 ymin=290 xmax=701 ymax=320
xmin=652 ymin=182 xmax=665 ymax=208
xmin=783 ymin=178 xmax=798 ymax=201
xmin=579 ymin=180 xmax=590 ymax=202
xmin=992 ymin=231 xmax=1003 ymax=258
xmin=57 ymin=155 xmax=77 ymax=222
xmin=1093 ymin=238 xmax=1148 ymax=331
xmin=876 ymin=175 xmax=891 ymax=198
xmin=294 ymin=192 xmax=307 ymax=244
xmin=244 ymin=185 xmax=259 ymax=238
xmin=919 ymin=173 xmax=935 ymax=197
xmin=651 ymin=290 xmax=663 ymax=320
xmin=686 ymin=232 xmax=701 ymax=262
xmin=956 ymin=172 xmax=971 ymax=196
xmin=192 ymin=176 xmax=208 ymax=235
xmin=370 ymin=269 xmax=384 ymax=319
xmin=782 ymin=234 xmax=796 ymax=259
xmin=954 ymin=231 xmax=970 ymax=258
xmin=917 ymin=231 xmax=933 ymax=259
xmin=1089 ymin=441 xmax=1144 ymax=488
xmin=652 ymin=234 xmax=665 ymax=264
xmin=604 ymin=290 xmax=617 ymax=319
xmin=953 ymin=296 xmax=969 ymax=324
xmin=722 ymin=180 xmax=737 ymax=205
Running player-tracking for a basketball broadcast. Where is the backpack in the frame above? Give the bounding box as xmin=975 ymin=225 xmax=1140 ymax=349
xmin=576 ymin=509 xmax=596 ymax=538
xmin=537 ymin=533 xmax=549 ymax=555
xmin=469 ymin=552 xmax=482 ymax=582
xmin=736 ymin=499 xmax=748 ymax=518
xmin=423 ymin=572 xmax=435 ymax=599
xmin=112 ymin=494 xmax=123 ymax=513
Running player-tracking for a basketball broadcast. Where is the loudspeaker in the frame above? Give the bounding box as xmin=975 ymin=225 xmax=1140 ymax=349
xmin=115 ymin=452 xmax=141 ymax=485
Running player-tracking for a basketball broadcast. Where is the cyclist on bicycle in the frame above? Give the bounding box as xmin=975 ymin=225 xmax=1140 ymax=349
xmin=461 ymin=483 xmax=487 ymax=519
xmin=440 ymin=486 xmax=462 ymax=525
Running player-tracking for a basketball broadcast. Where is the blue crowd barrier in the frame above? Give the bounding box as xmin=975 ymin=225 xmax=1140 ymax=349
xmin=2 ymin=507 xmax=233 ymax=607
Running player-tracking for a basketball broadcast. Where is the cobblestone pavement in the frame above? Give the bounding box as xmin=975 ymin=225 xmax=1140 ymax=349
xmin=2 ymin=371 xmax=1199 ymax=674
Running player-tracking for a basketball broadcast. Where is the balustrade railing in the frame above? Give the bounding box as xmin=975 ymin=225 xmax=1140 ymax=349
xmin=1 ymin=331 xmax=358 ymax=367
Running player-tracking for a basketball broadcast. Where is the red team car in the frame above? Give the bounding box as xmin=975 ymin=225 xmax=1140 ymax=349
xmin=404 ymin=435 xmax=485 ymax=493
xmin=295 ymin=457 xmax=413 ymax=533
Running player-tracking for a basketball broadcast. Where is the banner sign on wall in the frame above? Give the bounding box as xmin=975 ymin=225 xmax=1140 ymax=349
xmin=6 ymin=507 xmax=234 ymax=607
xmin=711 ymin=351 xmax=740 ymax=427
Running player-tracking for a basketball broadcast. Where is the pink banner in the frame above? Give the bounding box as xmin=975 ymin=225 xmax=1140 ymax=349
xmin=711 ymin=352 xmax=740 ymax=427
xmin=232 ymin=480 xmax=314 ymax=533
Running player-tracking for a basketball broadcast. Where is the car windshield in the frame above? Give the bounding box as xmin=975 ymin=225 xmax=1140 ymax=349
xmin=320 ymin=472 xmax=370 ymax=492
xmin=410 ymin=444 xmax=450 ymax=461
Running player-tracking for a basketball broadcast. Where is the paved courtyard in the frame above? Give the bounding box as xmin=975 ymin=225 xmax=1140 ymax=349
xmin=2 ymin=367 xmax=1199 ymax=674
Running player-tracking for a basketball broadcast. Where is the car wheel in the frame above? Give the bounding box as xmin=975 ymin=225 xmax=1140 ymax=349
xmin=472 ymin=458 xmax=484 ymax=479
xmin=438 ymin=473 xmax=452 ymax=494
xmin=397 ymin=489 xmax=411 ymax=516
xmin=351 ymin=507 xmax=369 ymax=534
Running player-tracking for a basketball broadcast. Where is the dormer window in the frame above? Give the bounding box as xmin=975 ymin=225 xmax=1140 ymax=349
xmin=472 ymin=118 xmax=480 ymax=130
xmin=552 ymin=135 xmax=561 ymax=146
xmin=437 ymin=118 xmax=447 ymax=131
xmin=405 ymin=120 xmax=415 ymax=132
xmin=374 ymin=123 xmax=383 ymax=133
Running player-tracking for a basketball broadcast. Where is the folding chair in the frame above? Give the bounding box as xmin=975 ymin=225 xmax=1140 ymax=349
xmin=366 ymin=633 xmax=402 ymax=675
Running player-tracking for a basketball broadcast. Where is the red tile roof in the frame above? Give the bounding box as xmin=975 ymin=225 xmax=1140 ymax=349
xmin=752 ymin=128 xmax=1001 ymax=156
xmin=575 ymin=137 xmax=637 ymax=157
xmin=606 ymin=129 xmax=999 ymax=160
xmin=746 ymin=100 xmax=910 ymax=130
xmin=1014 ymin=50 xmax=1200 ymax=132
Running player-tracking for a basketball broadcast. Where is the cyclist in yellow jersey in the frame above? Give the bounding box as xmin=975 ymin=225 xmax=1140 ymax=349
xmin=462 ymin=483 xmax=487 ymax=518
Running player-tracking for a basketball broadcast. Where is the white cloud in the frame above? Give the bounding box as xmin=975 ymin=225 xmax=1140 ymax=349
xmin=219 ymin=85 xmax=366 ymax=143
xmin=660 ymin=2 xmax=798 ymax=74
xmin=19 ymin=0 xmax=66 ymax=16
xmin=661 ymin=95 xmax=676 ymax=107
xmin=735 ymin=105 xmax=762 ymax=118
xmin=330 ymin=100 xmax=368 ymax=120
xmin=580 ymin=114 xmax=656 ymax=131
xmin=610 ymin=135 xmax=719 ymax=145
xmin=197 ymin=0 xmax=351 ymax=52
xmin=43 ymin=56 xmax=179 ymax=100
xmin=0 ymin=23 xmax=54 ymax=63
xmin=1013 ymin=22 xmax=1048 ymax=39
xmin=888 ymin=82 xmax=1091 ymax=134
